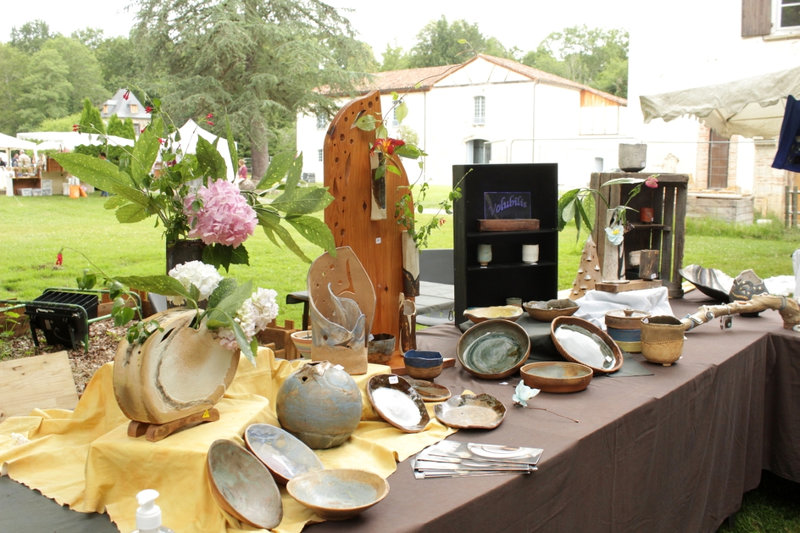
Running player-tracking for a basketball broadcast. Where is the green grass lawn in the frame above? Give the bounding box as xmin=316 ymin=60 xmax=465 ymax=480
xmin=1 ymin=190 xmax=799 ymax=531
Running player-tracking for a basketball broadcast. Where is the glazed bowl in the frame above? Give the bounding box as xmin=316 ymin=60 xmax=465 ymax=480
xmin=403 ymin=350 xmax=443 ymax=380
xmin=366 ymin=374 xmax=430 ymax=432
xmin=463 ymin=305 xmax=524 ymax=324
xmin=550 ymin=316 xmax=623 ymax=374
xmin=520 ymin=361 xmax=593 ymax=393
xmin=640 ymin=315 xmax=685 ymax=366
xmin=457 ymin=319 xmax=530 ymax=379
xmin=287 ymin=469 xmax=389 ymax=520
xmin=244 ymin=424 xmax=323 ymax=484
xmin=523 ymin=298 xmax=579 ymax=322
xmin=367 ymin=333 xmax=396 ymax=365
xmin=206 ymin=439 xmax=283 ymax=529
xmin=290 ymin=330 xmax=313 ymax=358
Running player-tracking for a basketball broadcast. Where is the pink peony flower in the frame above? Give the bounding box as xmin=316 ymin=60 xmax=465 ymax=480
xmin=184 ymin=180 xmax=257 ymax=247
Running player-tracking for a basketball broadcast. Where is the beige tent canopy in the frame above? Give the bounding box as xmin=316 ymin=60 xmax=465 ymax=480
xmin=640 ymin=66 xmax=800 ymax=139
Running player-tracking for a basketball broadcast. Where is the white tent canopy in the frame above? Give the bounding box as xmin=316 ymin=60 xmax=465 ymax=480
xmin=171 ymin=119 xmax=235 ymax=181
xmin=17 ymin=131 xmax=134 ymax=151
xmin=640 ymin=66 xmax=800 ymax=139
xmin=0 ymin=132 xmax=37 ymax=151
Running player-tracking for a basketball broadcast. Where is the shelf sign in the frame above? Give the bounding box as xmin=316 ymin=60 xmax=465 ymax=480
xmin=483 ymin=192 xmax=531 ymax=219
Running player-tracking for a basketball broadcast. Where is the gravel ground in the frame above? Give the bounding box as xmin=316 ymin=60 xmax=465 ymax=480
xmin=3 ymin=318 xmax=127 ymax=396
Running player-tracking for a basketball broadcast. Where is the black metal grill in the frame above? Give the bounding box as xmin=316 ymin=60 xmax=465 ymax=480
xmin=25 ymin=290 xmax=99 ymax=350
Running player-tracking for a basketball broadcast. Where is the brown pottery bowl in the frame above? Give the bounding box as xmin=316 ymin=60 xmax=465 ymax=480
xmin=523 ymin=298 xmax=579 ymax=322
xmin=520 ymin=361 xmax=593 ymax=393
xmin=287 ymin=468 xmax=389 ymax=520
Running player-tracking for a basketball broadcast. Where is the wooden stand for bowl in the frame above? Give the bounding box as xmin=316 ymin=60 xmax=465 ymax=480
xmin=127 ymin=408 xmax=220 ymax=442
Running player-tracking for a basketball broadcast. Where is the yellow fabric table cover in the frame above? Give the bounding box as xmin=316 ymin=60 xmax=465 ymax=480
xmin=0 ymin=348 xmax=455 ymax=532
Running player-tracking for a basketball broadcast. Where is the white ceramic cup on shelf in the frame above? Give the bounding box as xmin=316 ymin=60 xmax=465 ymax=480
xmin=477 ymin=244 xmax=492 ymax=267
xmin=522 ymin=244 xmax=539 ymax=264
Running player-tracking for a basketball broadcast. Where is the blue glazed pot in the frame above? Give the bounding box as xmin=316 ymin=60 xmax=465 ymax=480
xmin=403 ymin=350 xmax=444 ymax=379
xmin=276 ymin=361 xmax=363 ymax=449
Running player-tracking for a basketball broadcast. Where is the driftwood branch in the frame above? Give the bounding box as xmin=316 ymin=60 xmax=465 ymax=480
xmin=680 ymin=294 xmax=800 ymax=332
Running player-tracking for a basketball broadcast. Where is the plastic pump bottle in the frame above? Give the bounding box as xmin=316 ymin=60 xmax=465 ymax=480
xmin=132 ymin=489 xmax=175 ymax=533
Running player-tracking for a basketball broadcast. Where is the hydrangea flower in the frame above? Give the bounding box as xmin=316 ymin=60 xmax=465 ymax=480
xmin=167 ymin=260 xmax=222 ymax=305
xmin=184 ymin=179 xmax=257 ymax=248
xmin=217 ymin=288 xmax=279 ymax=351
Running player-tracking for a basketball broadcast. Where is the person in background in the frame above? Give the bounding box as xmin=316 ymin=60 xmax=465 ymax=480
xmin=238 ymin=158 xmax=255 ymax=191
xmin=11 ymin=152 xmax=19 ymax=167
xmin=98 ymin=152 xmax=109 ymax=196
xmin=18 ymin=151 xmax=31 ymax=168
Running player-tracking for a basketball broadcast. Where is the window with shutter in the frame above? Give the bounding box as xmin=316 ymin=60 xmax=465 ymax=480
xmin=742 ymin=0 xmax=771 ymax=36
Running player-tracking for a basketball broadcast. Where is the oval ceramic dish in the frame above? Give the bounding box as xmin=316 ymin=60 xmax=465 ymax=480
xmin=244 ymin=424 xmax=324 ymax=485
xmin=522 ymin=298 xmax=579 ymax=322
xmin=287 ymin=469 xmax=389 ymax=520
xmin=463 ymin=305 xmax=524 ymax=324
xmin=520 ymin=361 xmax=593 ymax=393
xmin=366 ymin=375 xmax=430 ymax=433
xmin=401 ymin=377 xmax=451 ymax=402
xmin=457 ymin=319 xmax=530 ymax=379
xmin=434 ymin=393 xmax=507 ymax=429
xmin=550 ymin=316 xmax=624 ymax=374
xmin=206 ymin=439 xmax=283 ymax=529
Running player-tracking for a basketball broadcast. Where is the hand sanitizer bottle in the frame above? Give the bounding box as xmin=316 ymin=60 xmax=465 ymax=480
xmin=132 ymin=489 xmax=175 ymax=533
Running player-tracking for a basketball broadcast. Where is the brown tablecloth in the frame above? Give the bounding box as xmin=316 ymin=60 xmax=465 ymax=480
xmin=313 ymin=292 xmax=800 ymax=533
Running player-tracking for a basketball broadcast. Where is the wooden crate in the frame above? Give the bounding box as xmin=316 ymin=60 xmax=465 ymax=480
xmin=256 ymin=319 xmax=300 ymax=360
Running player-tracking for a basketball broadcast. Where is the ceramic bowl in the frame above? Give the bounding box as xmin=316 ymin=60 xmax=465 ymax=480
xmin=457 ymin=319 xmax=530 ymax=379
xmin=366 ymin=374 xmax=430 ymax=432
xmin=520 ymin=361 xmax=593 ymax=393
xmin=522 ymin=298 xmax=579 ymax=322
xmin=463 ymin=305 xmax=524 ymax=323
xmin=550 ymin=316 xmax=623 ymax=374
xmin=290 ymin=330 xmax=313 ymax=358
xmin=367 ymin=333 xmax=396 ymax=365
xmin=244 ymin=424 xmax=324 ymax=484
xmin=640 ymin=315 xmax=685 ymax=366
xmin=287 ymin=469 xmax=389 ymax=520
xmin=206 ymin=439 xmax=283 ymax=529
xmin=403 ymin=350 xmax=444 ymax=380
xmin=433 ymin=393 xmax=507 ymax=429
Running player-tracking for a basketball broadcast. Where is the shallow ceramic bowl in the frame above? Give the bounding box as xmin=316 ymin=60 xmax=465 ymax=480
xmin=550 ymin=316 xmax=623 ymax=374
xmin=457 ymin=319 xmax=530 ymax=379
xmin=206 ymin=439 xmax=283 ymax=529
xmin=287 ymin=469 xmax=389 ymax=520
xmin=520 ymin=361 xmax=593 ymax=393
xmin=433 ymin=393 xmax=506 ymax=429
xmin=403 ymin=350 xmax=444 ymax=380
xmin=523 ymin=298 xmax=579 ymax=322
xmin=366 ymin=374 xmax=430 ymax=432
xmin=244 ymin=424 xmax=323 ymax=485
xmin=463 ymin=305 xmax=524 ymax=323
xmin=367 ymin=333 xmax=396 ymax=365
xmin=290 ymin=330 xmax=313 ymax=358
xmin=401 ymin=376 xmax=451 ymax=402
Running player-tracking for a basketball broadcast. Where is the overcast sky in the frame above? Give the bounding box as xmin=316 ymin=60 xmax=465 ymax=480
xmin=1 ymin=0 xmax=634 ymax=56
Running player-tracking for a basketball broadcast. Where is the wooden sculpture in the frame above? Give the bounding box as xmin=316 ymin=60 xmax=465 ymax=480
xmin=323 ymin=91 xmax=412 ymax=343
xmin=569 ymin=235 xmax=602 ymax=299
xmin=680 ymin=294 xmax=800 ymax=332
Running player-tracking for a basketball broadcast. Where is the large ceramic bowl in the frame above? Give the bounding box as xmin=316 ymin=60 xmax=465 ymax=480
xmin=244 ymin=424 xmax=324 ymax=484
xmin=550 ymin=316 xmax=623 ymax=374
xmin=287 ymin=469 xmax=389 ymax=520
xmin=206 ymin=439 xmax=283 ymax=529
xmin=520 ymin=361 xmax=593 ymax=393
xmin=522 ymin=298 xmax=579 ymax=322
xmin=457 ymin=319 xmax=530 ymax=379
xmin=463 ymin=305 xmax=524 ymax=324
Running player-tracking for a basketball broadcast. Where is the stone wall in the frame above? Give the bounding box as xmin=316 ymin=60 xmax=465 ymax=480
xmin=687 ymin=193 xmax=754 ymax=223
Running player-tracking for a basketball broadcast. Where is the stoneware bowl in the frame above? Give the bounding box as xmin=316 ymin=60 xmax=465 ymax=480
xmin=367 ymin=333 xmax=396 ymax=365
xmin=520 ymin=361 xmax=593 ymax=393
xmin=403 ymin=350 xmax=444 ymax=380
xmin=366 ymin=374 xmax=430 ymax=433
xmin=550 ymin=316 xmax=623 ymax=374
xmin=244 ymin=423 xmax=323 ymax=485
xmin=206 ymin=439 xmax=283 ymax=529
xmin=290 ymin=329 xmax=313 ymax=358
xmin=287 ymin=469 xmax=389 ymax=520
xmin=523 ymin=298 xmax=579 ymax=322
xmin=463 ymin=305 xmax=524 ymax=324
xmin=640 ymin=315 xmax=685 ymax=366
xmin=457 ymin=319 xmax=530 ymax=379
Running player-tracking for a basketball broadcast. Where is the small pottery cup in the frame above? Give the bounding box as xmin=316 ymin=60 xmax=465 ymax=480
xmin=403 ymin=350 xmax=444 ymax=380
xmin=640 ymin=315 xmax=684 ymax=366
xmin=367 ymin=333 xmax=396 ymax=365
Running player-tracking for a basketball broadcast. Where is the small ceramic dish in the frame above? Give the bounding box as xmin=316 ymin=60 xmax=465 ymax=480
xmin=287 ymin=469 xmax=389 ymax=520
xmin=290 ymin=330 xmax=313 ymax=358
xmin=401 ymin=376 xmax=451 ymax=402
xmin=206 ymin=439 xmax=283 ymax=529
xmin=522 ymin=298 xmax=579 ymax=322
xmin=434 ymin=393 xmax=507 ymax=429
xmin=463 ymin=305 xmax=524 ymax=323
xmin=457 ymin=319 xmax=530 ymax=379
xmin=403 ymin=350 xmax=444 ymax=380
xmin=244 ymin=424 xmax=324 ymax=484
xmin=366 ymin=375 xmax=430 ymax=433
xmin=550 ymin=316 xmax=623 ymax=374
xmin=520 ymin=361 xmax=593 ymax=393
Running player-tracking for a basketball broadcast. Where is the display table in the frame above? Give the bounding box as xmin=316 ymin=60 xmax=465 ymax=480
xmin=1 ymin=291 xmax=798 ymax=532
